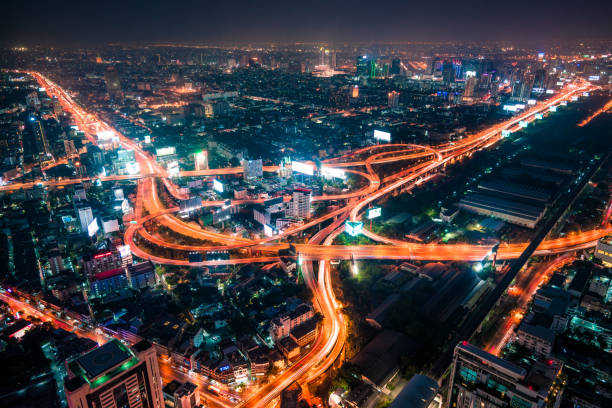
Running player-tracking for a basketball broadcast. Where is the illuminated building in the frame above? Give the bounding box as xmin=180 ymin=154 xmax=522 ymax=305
xmin=64 ymin=339 xmax=164 ymax=408
xmin=26 ymin=91 xmax=40 ymax=109
xmin=290 ymin=188 xmax=312 ymax=219
xmin=447 ymin=342 xmax=563 ymax=408
xmin=26 ymin=118 xmax=51 ymax=161
xmin=104 ymin=66 xmax=123 ymax=101
xmin=442 ymin=60 xmax=455 ymax=84
xmin=241 ymin=158 xmax=263 ymax=181
xmin=194 ymin=151 xmax=208 ymax=170
xmin=463 ymin=76 xmax=477 ymax=99
xmin=388 ymin=91 xmax=400 ymax=108
xmin=356 ymin=55 xmax=376 ymax=78
xmin=83 ymin=250 xmax=123 ymax=277
xmin=76 ymin=205 xmax=94 ymax=234
xmin=594 ymin=236 xmax=612 ymax=265
xmin=351 ymin=85 xmax=359 ymax=98
xmin=162 ymin=380 xmax=199 ymax=408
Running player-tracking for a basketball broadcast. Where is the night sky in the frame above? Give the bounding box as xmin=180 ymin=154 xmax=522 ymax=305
xmin=3 ymin=0 xmax=612 ymax=46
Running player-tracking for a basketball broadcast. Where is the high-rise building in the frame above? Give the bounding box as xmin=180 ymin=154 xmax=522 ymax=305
xmin=291 ymin=188 xmax=312 ymax=219
xmin=463 ymin=76 xmax=478 ymax=99
xmin=64 ymin=339 xmax=164 ymax=408
xmin=194 ymin=151 xmax=208 ymax=171
xmin=446 ymin=342 xmax=563 ymax=408
xmin=77 ymin=205 xmax=94 ymax=233
xmin=442 ymin=60 xmax=455 ymax=84
xmin=387 ymin=91 xmax=400 ymax=108
xmin=24 ymin=117 xmax=52 ymax=162
xmin=242 ymin=158 xmax=263 ymax=181
xmin=52 ymin=96 xmax=63 ymax=116
xmin=390 ymin=58 xmax=401 ymax=75
xmin=356 ymin=55 xmax=376 ymax=78
xmin=330 ymin=51 xmax=337 ymax=69
xmin=351 ymin=85 xmax=359 ymax=98
xmin=104 ymin=66 xmax=123 ymax=101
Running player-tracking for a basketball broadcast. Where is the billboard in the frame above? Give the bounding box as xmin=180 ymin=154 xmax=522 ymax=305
xmin=367 ymin=207 xmax=381 ymax=219
xmin=292 ymin=161 xmax=314 ymax=176
xmin=144 ymin=135 xmax=151 ymax=144
xmin=156 ymin=146 xmax=176 ymax=157
xmin=213 ymin=179 xmax=224 ymax=193
xmin=97 ymin=130 xmax=115 ymax=141
xmin=549 ymin=106 xmax=557 ymax=112
xmin=527 ymin=99 xmax=536 ymax=105
xmin=167 ymin=161 xmax=179 ymax=178
xmin=345 ymin=221 xmax=363 ymax=237
xmin=501 ymin=130 xmax=511 ymax=138
xmin=535 ymin=113 xmax=543 ymax=120
xmin=87 ymin=218 xmax=99 ymax=237
xmin=321 ymin=166 xmax=346 ymax=180
xmin=373 ymin=129 xmax=391 ymax=142
xmin=518 ymin=121 xmax=528 ymax=128
xmin=117 ymin=245 xmax=131 ymax=259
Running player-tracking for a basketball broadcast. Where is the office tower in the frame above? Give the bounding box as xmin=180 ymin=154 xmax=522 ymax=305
xmin=446 ymin=342 xmax=563 ymax=408
xmin=330 ymin=51 xmax=337 ymax=68
xmin=194 ymin=151 xmax=208 ymax=171
xmin=388 ymin=91 xmax=400 ymax=108
xmin=104 ymin=66 xmax=123 ymax=101
xmin=24 ymin=118 xmax=51 ymax=162
xmin=242 ymin=158 xmax=263 ymax=181
xmin=356 ymin=55 xmax=376 ymax=78
xmin=442 ymin=60 xmax=455 ymax=84
xmin=463 ymin=76 xmax=478 ymax=99
xmin=533 ymin=68 xmax=548 ymax=91
xmin=320 ymin=48 xmax=326 ymax=66
xmin=390 ymin=58 xmax=401 ymax=75
xmin=77 ymin=205 xmax=94 ymax=233
xmin=64 ymin=339 xmax=164 ymax=408
xmin=291 ymin=188 xmax=312 ymax=219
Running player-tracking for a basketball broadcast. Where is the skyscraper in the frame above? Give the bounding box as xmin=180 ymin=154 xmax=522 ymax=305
xmin=442 ymin=60 xmax=455 ymax=84
xmin=64 ymin=339 xmax=164 ymax=408
xmin=446 ymin=342 xmax=563 ymax=408
xmin=390 ymin=58 xmax=401 ymax=75
xmin=463 ymin=76 xmax=478 ymax=99
xmin=77 ymin=205 xmax=94 ymax=234
xmin=25 ymin=117 xmax=51 ymax=162
xmin=105 ymin=66 xmax=123 ymax=101
xmin=291 ymin=188 xmax=312 ymax=219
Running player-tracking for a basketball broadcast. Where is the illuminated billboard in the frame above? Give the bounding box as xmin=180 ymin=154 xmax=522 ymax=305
xmin=535 ymin=113 xmax=543 ymax=120
xmin=345 ymin=221 xmax=363 ymax=237
xmin=366 ymin=207 xmax=381 ymax=219
xmin=87 ymin=218 xmax=99 ymax=237
xmin=588 ymin=75 xmax=600 ymax=81
xmin=518 ymin=121 xmax=528 ymax=128
xmin=144 ymin=135 xmax=151 ymax=144
xmin=291 ymin=161 xmax=314 ymax=176
xmin=321 ymin=166 xmax=346 ymax=180
xmin=156 ymin=146 xmax=176 ymax=157
xmin=501 ymin=130 xmax=511 ymax=138
xmin=549 ymin=106 xmax=557 ymax=112
xmin=97 ymin=130 xmax=115 ymax=141
xmin=373 ymin=130 xmax=391 ymax=142
xmin=213 ymin=179 xmax=224 ymax=193
xmin=527 ymin=99 xmax=536 ymax=105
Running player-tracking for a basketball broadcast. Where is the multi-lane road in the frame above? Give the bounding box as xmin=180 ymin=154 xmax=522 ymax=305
xmin=4 ymin=71 xmax=608 ymax=407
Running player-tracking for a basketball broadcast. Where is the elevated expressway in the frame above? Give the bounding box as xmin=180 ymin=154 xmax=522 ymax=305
xmin=19 ymin=72 xmax=608 ymax=407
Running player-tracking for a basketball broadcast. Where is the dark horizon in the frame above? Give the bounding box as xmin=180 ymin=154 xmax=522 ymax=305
xmin=4 ymin=0 xmax=612 ymax=47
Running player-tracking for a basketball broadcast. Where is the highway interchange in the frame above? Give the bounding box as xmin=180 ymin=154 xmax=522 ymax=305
xmin=2 ymin=71 xmax=609 ymax=407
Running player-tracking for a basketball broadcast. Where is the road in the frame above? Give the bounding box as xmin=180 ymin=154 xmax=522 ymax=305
xmin=11 ymin=71 xmax=606 ymax=407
